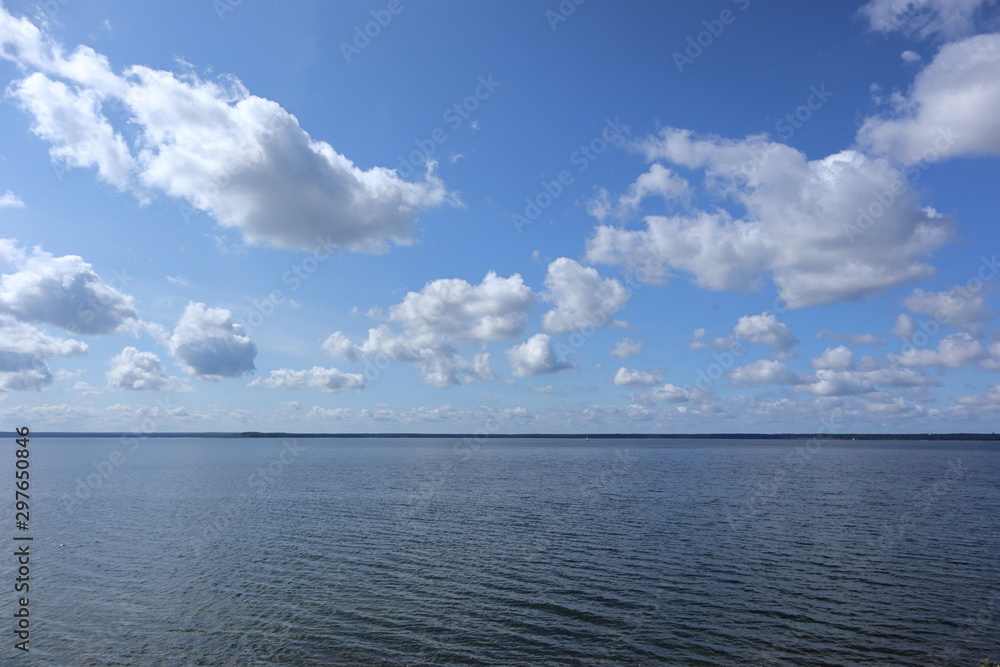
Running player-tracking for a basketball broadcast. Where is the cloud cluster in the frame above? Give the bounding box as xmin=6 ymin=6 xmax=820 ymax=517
xmin=0 ymin=5 xmax=451 ymax=253
xmin=106 ymin=346 xmax=182 ymax=391
xmin=250 ymin=367 xmax=365 ymax=393
xmin=0 ymin=315 xmax=87 ymax=390
xmin=587 ymin=130 xmax=952 ymax=308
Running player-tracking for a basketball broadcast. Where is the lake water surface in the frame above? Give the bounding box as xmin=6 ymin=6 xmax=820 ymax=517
xmin=8 ymin=437 xmax=999 ymax=665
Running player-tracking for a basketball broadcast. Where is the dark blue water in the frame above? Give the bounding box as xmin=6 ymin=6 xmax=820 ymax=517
xmin=6 ymin=437 xmax=998 ymax=665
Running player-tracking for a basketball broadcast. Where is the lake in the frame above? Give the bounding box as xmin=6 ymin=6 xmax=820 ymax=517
xmin=8 ymin=437 xmax=999 ymax=665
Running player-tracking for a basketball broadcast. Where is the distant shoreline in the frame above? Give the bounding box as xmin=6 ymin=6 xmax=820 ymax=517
xmin=12 ymin=431 xmax=1000 ymax=441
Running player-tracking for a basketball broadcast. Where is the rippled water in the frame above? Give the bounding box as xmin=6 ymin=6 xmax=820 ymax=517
xmin=9 ymin=437 xmax=999 ymax=665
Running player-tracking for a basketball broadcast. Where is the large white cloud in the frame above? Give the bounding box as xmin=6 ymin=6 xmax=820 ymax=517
xmin=249 ymin=367 xmax=365 ymax=393
xmin=168 ymin=302 xmax=256 ymax=379
xmin=889 ymin=331 xmax=989 ymax=368
xmin=857 ymin=32 xmax=1000 ymax=164
xmin=587 ymin=130 xmax=951 ymax=308
xmin=0 ymin=240 xmax=138 ymax=334
xmin=0 ymin=5 xmax=451 ymax=253
xmin=506 ymin=333 xmax=573 ymax=378
xmin=541 ymin=258 xmax=628 ymax=334
xmin=106 ymin=346 xmax=182 ymax=391
xmin=387 ymin=271 xmax=535 ymax=342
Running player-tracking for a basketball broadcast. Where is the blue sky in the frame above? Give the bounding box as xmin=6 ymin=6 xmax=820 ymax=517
xmin=0 ymin=0 xmax=999 ymax=433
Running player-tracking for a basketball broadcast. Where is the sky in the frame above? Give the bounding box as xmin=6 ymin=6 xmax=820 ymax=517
xmin=0 ymin=0 xmax=998 ymax=434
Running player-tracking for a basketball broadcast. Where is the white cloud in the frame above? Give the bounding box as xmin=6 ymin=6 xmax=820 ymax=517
xmin=729 ymin=359 xmax=805 ymax=387
xmin=106 ymin=346 xmax=182 ymax=391
xmin=388 ymin=271 xmax=535 ymax=342
xmin=954 ymin=384 xmax=1000 ymax=409
xmin=860 ymin=0 xmax=994 ymax=39
xmin=0 ymin=240 xmax=138 ymax=334
xmin=732 ymin=312 xmax=798 ymax=357
xmin=889 ymin=332 xmax=983 ymax=368
xmin=0 ymin=315 xmax=87 ymax=391
xmin=0 ymin=191 xmax=24 ymax=208
xmin=857 ymin=32 xmax=1000 ymax=163
xmin=587 ymin=130 xmax=951 ymax=308
xmin=797 ymin=369 xmax=876 ymax=396
xmin=249 ymin=366 xmax=365 ymax=393
xmin=902 ymin=286 xmax=994 ymax=326
xmin=611 ymin=337 xmax=642 ymax=359
xmin=541 ymin=258 xmax=628 ymax=334
xmin=12 ymin=73 xmax=135 ymax=189
xmin=168 ymin=302 xmax=256 ymax=379
xmin=0 ymin=5 xmax=452 ymax=253
xmin=506 ymin=333 xmax=573 ymax=377
xmin=325 ymin=326 xmax=493 ymax=388
xmin=811 ymin=345 xmax=856 ymax=370
xmin=588 ymin=163 xmax=690 ymax=220
xmin=893 ymin=313 xmax=918 ymax=338
xmin=635 ymin=382 xmax=700 ymax=404
xmin=612 ymin=367 xmax=662 ymax=387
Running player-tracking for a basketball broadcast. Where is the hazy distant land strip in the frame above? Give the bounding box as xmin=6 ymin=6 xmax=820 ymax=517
xmin=15 ymin=432 xmax=1000 ymax=440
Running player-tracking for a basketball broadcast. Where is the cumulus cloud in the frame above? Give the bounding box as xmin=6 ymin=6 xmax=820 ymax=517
xmin=249 ymin=367 xmax=365 ymax=393
xmin=0 ymin=240 xmax=138 ymax=334
xmin=732 ymin=312 xmax=799 ymax=357
xmin=541 ymin=258 xmax=628 ymax=334
xmin=0 ymin=314 xmax=87 ymax=390
xmin=587 ymin=129 xmax=951 ymax=308
xmin=388 ymin=271 xmax=535 ymax=342
xmin=612 ymin=367 xmax=662 ymax=387
xmin=902 ymin=286 xmax=994 ymax=326
xmin=0 ymin=5 xmax=452 ymax=253
xmin=635 ymin=382 xmax=700 ymax=404
xmin=323 ymin=271 xmax=532 ymax=387
xmin=506 ymin=333 xmax=573 ymax=377
xmin=858 ymin=33 xmax=1000 ymax=163
xmin=730 ymin=359 xmax=807 ymax=387
xmin=611 ymin=337 xmax=642 ymax=359
xmin=811 ymin=346 xmax=856 ymax=370
xmin=168 ymin=302 xmax=256 ymax=379
xmin=106 ymin=346 xmax=182 ymax=390
xmin=324 ymin=326 xmax=494 ymax=388
xmin=889 ymin=331 xmax=986 ymax=368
